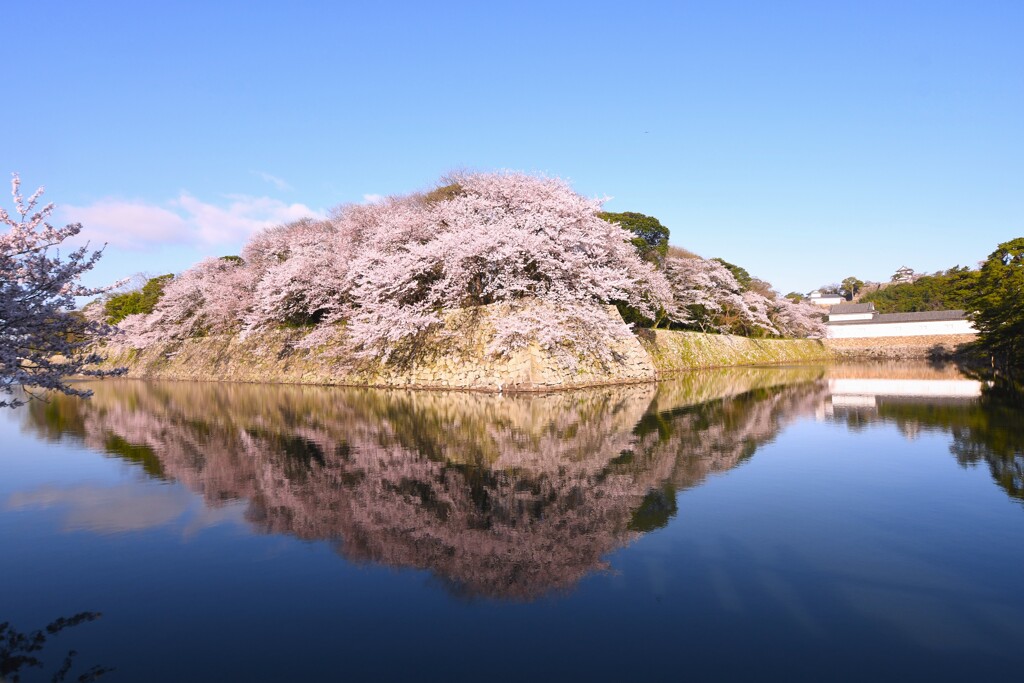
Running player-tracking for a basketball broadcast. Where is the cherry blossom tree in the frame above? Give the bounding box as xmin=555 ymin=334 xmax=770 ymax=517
xmin=242 ymin=218 xmax=351 ymax=330
xmin=112 ymin=171 xmax=821 ymax=357
xmin=116 ymin=256 xmax=253 ymax=345
xmin=117 ymin=172 xmax=672 ymax=365
xmin=341 ymin=173 xmax=671 ymax=362
xmin=663 ymin=253 xmax=824 ymax=338
xmin=769 ymin=296 xmax=827 ymax=338
xmin=663 ymin=254 xmax=747 ymax=333
xmin=1 ymin=174 xmax=124 ymax=408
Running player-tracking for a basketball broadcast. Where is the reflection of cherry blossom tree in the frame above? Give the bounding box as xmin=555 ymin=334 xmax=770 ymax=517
xmin=25 ymin=371 xmax=826 ymax=599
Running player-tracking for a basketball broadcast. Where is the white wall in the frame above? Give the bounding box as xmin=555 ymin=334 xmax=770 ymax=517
xmin=826 ymin=319 xmax=977 ymax=338
xmin=829 ymin=312 xmax=876 ymax=322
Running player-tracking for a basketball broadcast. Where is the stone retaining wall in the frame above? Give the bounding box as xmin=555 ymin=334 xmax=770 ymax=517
xmin=642 ymin=330 xmax=831 ymax=375
xmin=824 ymin=334 xmax=976 ymax=360
xmin=100 ymin=304 xmax=832 ymax=392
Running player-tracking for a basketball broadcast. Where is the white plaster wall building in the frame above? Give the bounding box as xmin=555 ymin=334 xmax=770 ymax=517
xmin=825 ymin=303 xmax=978 ymax=338
xmin=807 ymin=290 xmax=846 ymax=307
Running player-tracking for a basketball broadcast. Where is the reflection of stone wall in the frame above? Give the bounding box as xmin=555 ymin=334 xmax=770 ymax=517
xmin=26 ymin=371 xmax=825 ymax=599
xmin=823 ymin=361 xmax=971 ymax=381
xmin=98 ymin=303 xmax=830 ymax=392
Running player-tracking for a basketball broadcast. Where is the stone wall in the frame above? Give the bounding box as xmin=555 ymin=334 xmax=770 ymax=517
xmin=641 ymin=329 xmax=831 ymax=375
xmin=100 ymin=304 xmax=832 ymax=392
xmin=102 ymin=304 xmax=656 ymax=392
xmin=825 ymin=334 xmax=977 ymax=360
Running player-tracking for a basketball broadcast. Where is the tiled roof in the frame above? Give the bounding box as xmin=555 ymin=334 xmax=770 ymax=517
xmin=827 ymin=309 xmax=968 ymax=325
xmin=875 ymin=310 xmax=967 ymax=323
xmin=828 ymin=303 xmax=875 ymax=314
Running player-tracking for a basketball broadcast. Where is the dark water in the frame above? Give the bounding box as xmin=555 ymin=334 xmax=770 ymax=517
xmin=2 ymin=364 xmax=1022 ymax=682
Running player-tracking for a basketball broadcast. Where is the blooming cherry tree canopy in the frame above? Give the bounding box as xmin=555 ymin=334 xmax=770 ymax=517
xmin=113 ymin=172 xmax=823 ymax=363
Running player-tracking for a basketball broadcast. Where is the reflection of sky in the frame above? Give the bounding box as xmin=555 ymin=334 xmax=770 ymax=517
xmin=614 ymin=418 xmax=1024 ymax=658
xmin=0 ymin=411 xmax=111 ymax=496
xmin=5 ymin=483 xmax=244 ymax=535
xmin=0 ymin=408 xmax=244 ymax=537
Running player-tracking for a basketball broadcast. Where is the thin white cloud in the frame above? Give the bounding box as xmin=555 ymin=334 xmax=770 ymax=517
xmin=252 ymin=170 xmax=292 ymax=191
xmin=362 ymin=193 xmax=384 ymax=204
xmin=62 ymin=200 xmax=189 ymax=249
xmin=174 ymin=192 xmax=318 ymax=244
xmin=62 ymin=193 xmax=323 ymax=249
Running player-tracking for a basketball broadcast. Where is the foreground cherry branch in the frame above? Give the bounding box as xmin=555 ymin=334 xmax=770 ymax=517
xmin=1 ymin=174 xmax=125 ymax=408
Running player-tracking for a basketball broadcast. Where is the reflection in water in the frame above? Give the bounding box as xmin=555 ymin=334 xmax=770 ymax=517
xmin=23 ymin=367 xmax=826 ymax=599
xmin=0 ymin=612 xmax=110 ymax=682
xmin=822 ymin=363 xmax=1023 ymax=502
xmin=19 ymin=363 xmax=1023 ymax=599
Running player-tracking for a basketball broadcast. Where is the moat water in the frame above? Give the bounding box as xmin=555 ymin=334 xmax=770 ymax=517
xmin=2 ymin=364 xmax=1022 ymax=681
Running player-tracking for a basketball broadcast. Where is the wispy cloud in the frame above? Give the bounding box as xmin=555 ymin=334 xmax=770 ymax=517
xmin=252 ymin=170 xmax=292 ymax=191
xmin=362 ymin=193 xmax=384 ymax=204
xmin=62 ymin=200 xmax=189 ymax=249
xmin=62 ymin=193 xmax=323 ymax=249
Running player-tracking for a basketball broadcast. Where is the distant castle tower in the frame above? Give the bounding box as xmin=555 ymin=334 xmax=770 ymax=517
xmin=892 ymin=266 xmax=916 ymax=284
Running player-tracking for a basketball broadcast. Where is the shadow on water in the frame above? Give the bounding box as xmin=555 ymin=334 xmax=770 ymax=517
xmin=0 ymin=612 xmax=111 ymax=682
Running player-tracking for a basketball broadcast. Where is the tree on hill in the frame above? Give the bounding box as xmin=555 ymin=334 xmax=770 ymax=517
xmin=598 ymin=211 xmax=670 ymax=265
xmin=662 ymin=254 xmax=824 ymax=338
xmin=841 ymin=276 xmax=864 ymax=299
xmin=971 ymin=237 xmax=1024 ymax=370
xmin=103 ymin=273 xmax=174 ymax=323
xmin=117 ymin=257 xmax=252 ymax=345
xmin=112 ymin=172 xmax=828 ymax=358
xmin=710 ymin=258 xmax=753 ymax=291
xmin=860 ymin=267 xmax=979 ymax=313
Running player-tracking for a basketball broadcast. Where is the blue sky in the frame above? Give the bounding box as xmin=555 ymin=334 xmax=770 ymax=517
xmin=3 ymin=0 xmax=1022 ymax=294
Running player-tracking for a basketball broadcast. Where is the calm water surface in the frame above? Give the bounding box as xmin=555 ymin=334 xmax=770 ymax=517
xmin=2 ymin=364 xmax=1023 ymax=681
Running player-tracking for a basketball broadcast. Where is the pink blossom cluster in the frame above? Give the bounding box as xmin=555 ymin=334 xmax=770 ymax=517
xmin=663 ymin=254 xmax=826 ymax=337
xmin=1 ymin=174 xmax=124 ymax=407
xmin=112 ymin=172 xmax=825 ymax=358
xmin=116 ymin=173 xmax=672 ymax=361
